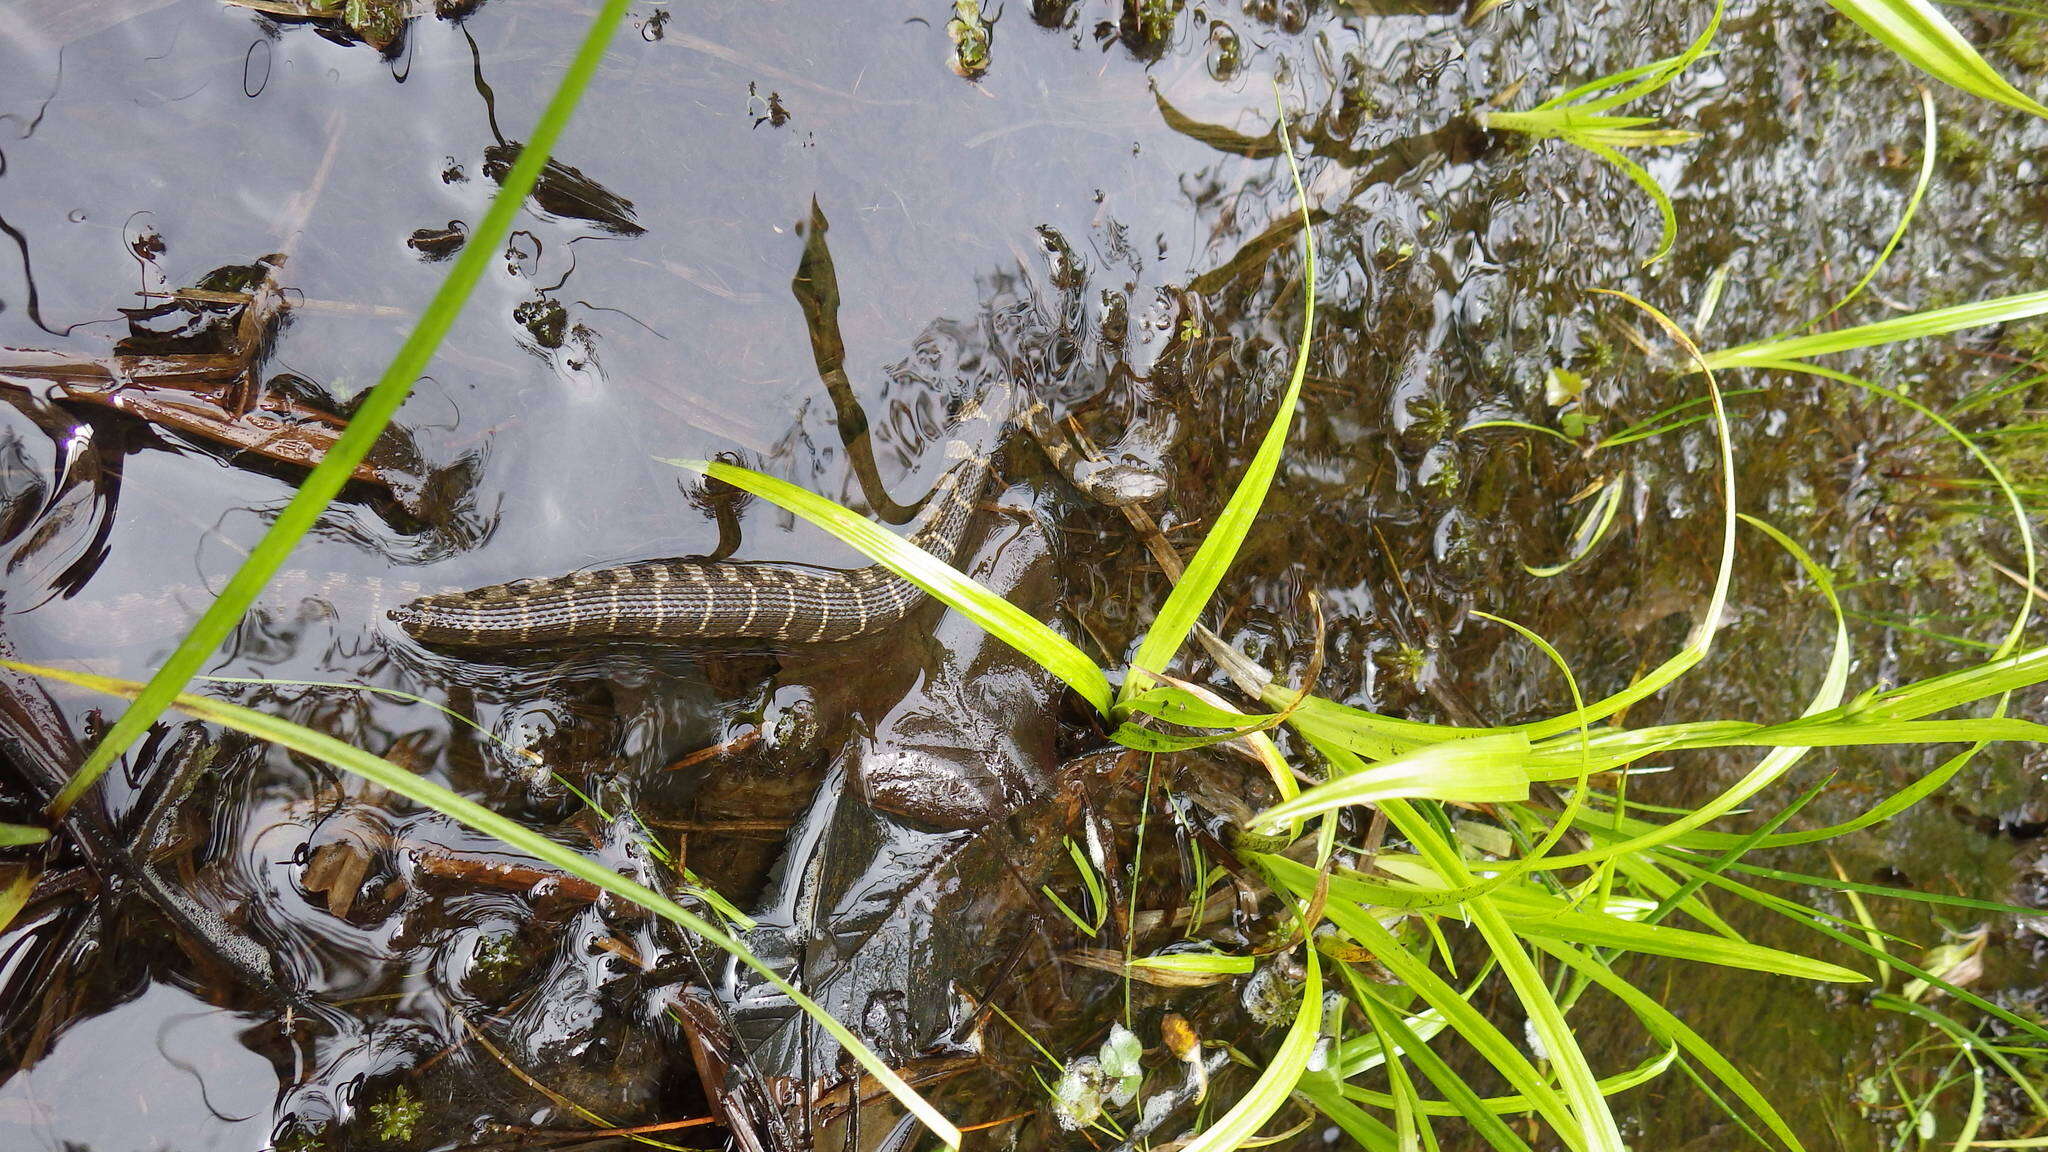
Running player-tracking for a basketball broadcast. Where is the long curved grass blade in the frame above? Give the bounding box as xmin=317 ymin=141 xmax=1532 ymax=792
xmin=12 ymin=658 xmax=963 ymax=1149
xmin=48 ymin=0 xmax=636 ymax=821
xmin=1529 ymin=937 xmax=1808 ymax=1151
xmin=666 ymin=458 xmax=1113 ymax=715
xmin=1265 ymin=855 xmax=1859 ymax=981
xmin=1831 ymin=0 xmax=2048 ymax=119
xmin=1719 ymin=861 xmax=2044 ymax=918
xmin=1356 ymin=991 xmax=1535 ymax=1146
xmin=1252 ymin=733 xmax=1530 ymax=833
xmin=1662 ymin=853 xmax=2048 ymax=1046
xmin=1565 ymin=0 xmax=1725 ymax=114
xmin=1524 ymin=479 xmax=1626 ymax=578
xmin=1177 ymin=947 xmax=1322 ymax=1152
xmin=1810 ymin=88 xmax=1938 ymax=327
xmin=1499 ymin=900 xmax=1863 ymax=982
xmin=1760 ymin=361 xmax=2036 ymax=655
xmin=1461 ymin=418 xmax=1577 ymax=444
xmin=1343 ymin=1033 xmax=1675 ymax=1118
xmin=1486 ymin=291 xmax=1736 ymax=742
xmin=1621 ymin=743 xmax=1974 ymax=849
xmin=1595 ymin=388 xmax=1767 ymax=449
xmin=1294 ymin=1077 xmax=1402 ymax=1151
xmin=1703 ymin=289 xmax=2048 ymax=370
xmin=1482 ymin=2 xmax=1720 ymax=265
xmin=1520 ymin=515 xmax=1851 ymax=870
xmin=1122 ymin=96 xmax=1315 ymax=705
xmin=1305 ymin=894 xmax=1586 ymax=1144
xmin=1579 ymin=137 xmax=1682 ymax=266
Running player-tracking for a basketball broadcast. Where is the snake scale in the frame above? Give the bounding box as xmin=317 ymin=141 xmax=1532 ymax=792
xmin=386 ymin=380 xmax=1021 ymax=648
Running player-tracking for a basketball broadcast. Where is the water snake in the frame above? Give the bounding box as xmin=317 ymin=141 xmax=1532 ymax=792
xmin=386 ymin=428 xmax=997 ymax=648
xmin=385 ymin=377 xmax=1156 ymax=649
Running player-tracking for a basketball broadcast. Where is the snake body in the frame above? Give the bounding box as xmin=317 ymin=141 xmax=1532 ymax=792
xmin=388 ymin=386 xmax=1011 ymax=648
xmin=387 ymin=444 xmax=991 ymax=647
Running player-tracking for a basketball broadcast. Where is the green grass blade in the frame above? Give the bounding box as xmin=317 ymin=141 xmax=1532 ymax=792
xmin=1703 ymin=290 xmax=2048 ymax=370
xmin=14 ymin=658 xmax=963 ymax=1148
xmin=1253 ymin=733 xmax=1531 ymax=833
xmin=667 ymin=459 xmax=1113 ymax=714
xmin=1381 ymin=800 xmax=1625 ymax=1151
xmin=1746 ymin=361 xmax=2036 ymax=657
xmin=1296 ymin=1076 xmax=1403 ymax=1151
xmin=1831 ymin=0 xmax=2048 ymax=118
xmin=47 ymin=0 xmax=636 ymax=821
xmin=1461 ymin=418 xmax=1577 ymax=444
xmin=1178 ymin=946 xmax=1323 ymax=1152
xmin=1590 ymin=742 xmax=1978 ymax=851
xmin=1268 ymin=856 xmax=1859 ymax=981
xmin=1306 ymin=893 xmax=1586 ymax=1144
xmin=1809 ymin=88 xmax=1937 ymax=327
xmin=1344 ymin=1028 xmax=1675 ymax=1118
xmin=1524 ymin=479 xmax=1625 ymax=578
xmin=1518 ymin=515 xmax=1850 ymax=870
xmin=1497 ymin=291 xmax=1738 ymax=742
xmin=1357 ymin=991 xmax=1536 ymax=1145
xmin=1719 ymin=862 xmax=2045 ymax=918
xmin=1499 ymin=901 xmax=1864 ymax=982
xmin=1530 ymin=937 xmax=1808 ymax=1151
xmin=1661 ymin=853 xmax=2048 ymax=1047
xmin=1570 ymin=0 xmax=1725 ymax=114
xmin=1129 ymin=952 xmax=1255 ymax=976
xmin=1122 ymin=97 xmax=1315 ymax=706
xmin=1581 ymin=127 xmax=1682 ymax=267
xmin=0 ymin=823 xmax=50 ymax=847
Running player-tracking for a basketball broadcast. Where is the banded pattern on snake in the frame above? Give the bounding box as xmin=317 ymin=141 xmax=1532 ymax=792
xmin=384 ymin=374 xmax=1032 ymax=647
xmin=386 ymin=437 xmax=993 ymax=647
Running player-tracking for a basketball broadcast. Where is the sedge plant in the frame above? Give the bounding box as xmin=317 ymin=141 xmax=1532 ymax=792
xmin=658 ymin=124 xmax=2048 ymax=1151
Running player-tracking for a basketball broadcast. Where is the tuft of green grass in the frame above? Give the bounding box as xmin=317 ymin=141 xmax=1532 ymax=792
xmin=21 ymin=19 xmax=2048 ymax=1152
xmin=1481 ymin=0 xmax=1724 ymax=265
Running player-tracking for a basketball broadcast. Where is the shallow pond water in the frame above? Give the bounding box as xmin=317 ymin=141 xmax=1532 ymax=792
xmin=1 ymin=0 xmax=2046 ymax=1149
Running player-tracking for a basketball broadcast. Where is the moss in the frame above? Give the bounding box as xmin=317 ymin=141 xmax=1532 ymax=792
xmin=273 ymin=1122 xmax=329 ymax=1152
xmin=1379 ymin=642 xmax=1430 ymax=686
xmin=1937 ymin=122 xmax=1990 ymax=178
xmin=2000 ymin=22 xmax=2048 ymax=74
xmin=470 ymin=931 xmax=522 ymax=982
xmin=370 ymin=1086 xmax=425 ymax=1144
xmin=2004 ymin=320 xmax=2048 ymax=365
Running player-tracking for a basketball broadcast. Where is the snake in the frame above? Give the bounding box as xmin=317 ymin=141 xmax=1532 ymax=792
xmin=386 ymin=380 xmax=1028 ymax=649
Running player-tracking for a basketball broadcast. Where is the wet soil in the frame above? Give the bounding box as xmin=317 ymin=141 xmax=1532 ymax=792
xmin=2 ymin=0 xmax=2047 ymax=1149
